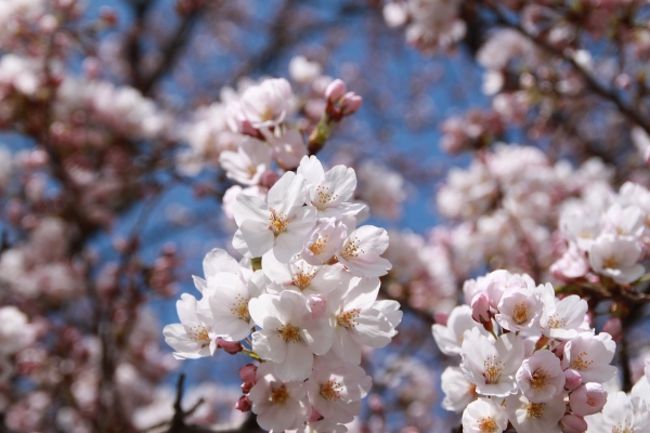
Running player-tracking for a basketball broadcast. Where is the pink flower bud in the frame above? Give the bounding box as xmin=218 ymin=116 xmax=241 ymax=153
xmin=239 ymin=363 xmax=257 ymax=386
xmin=259 ymin=170 xmax=279 ymax=189
xmin=471 ymin=292 xmax=491 ymax=323
xmin=433 ymin=312 xmax=448 ymax=326
xmin=341 ymin=93 xmax=363 ymax=115
xmin=241 ymin=381 xmax=253 ymax=394
xmin=564 ymin=369 xmax=582 ymax=391
xmin=603 ymin=318 xmax=622 ymax=341
xmin=569 ymin=383 xmax=607 ymax=416
xmin=217 ymin=338 xmax=242 ymax=355
xmin=235 ymin=395 xmax=251 ymax=412
xmin=560 ymin=414 xmax=587 ymax=433
xmin=325 ymin=79 xmax=347 ymax=102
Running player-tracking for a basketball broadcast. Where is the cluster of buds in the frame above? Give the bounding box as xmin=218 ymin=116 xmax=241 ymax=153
xmin=434 ymin=270 xmax=618 ymax=433
xmin=164 ymin=154 xmax=402 ymax=432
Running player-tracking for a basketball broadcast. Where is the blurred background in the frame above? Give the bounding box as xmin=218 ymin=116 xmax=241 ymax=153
xmin=2 ymin=0 xmax=650 ymax=432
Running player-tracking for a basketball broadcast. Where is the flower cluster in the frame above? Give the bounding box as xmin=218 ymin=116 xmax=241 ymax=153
xmin=382 ymin=0 xmax=465 ymax=54
xmin=434 ymin=270 xmax=618 ymax=433
xmin=0 ymin=306 xmax=37 ymax=380
xmin=179 ymin=66 xmax=361 ymax=176
xmin=553 ymin=182 xmax=650 ymax=285
xmin=435 ymin=144 xmax=612 ymax=278
xmin=0 ymin=217 xmax=84 ymax=301
xmin=164 ymin=155 xmax=402 ymax=432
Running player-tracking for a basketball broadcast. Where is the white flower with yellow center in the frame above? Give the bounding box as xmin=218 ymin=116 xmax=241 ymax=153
xmin=238 ymin=78 xmax=294 ymax=129
xmin=336 ymin=225 xmax=391 ymax=277
xmin=261 ymin=252 xmax=347 ymax=298
xmin=297 ymin=155 xmax=367 ymax=219
xmin=231 ymin=171 xmax=316 ymax=262
xmin=306 ymin=354 xmax=372 ymax=425
xmin=249 ymin=291 xmax=333 ymax=381
xmin=588 ymin=235 xmax=644 ymax=285
xmin=248 ymin=363 xmax=308 ymax=432
xmin=516 ymin=350 xmax=565 ymax=403
xmin=496 ymin=286 xmax=543 ymax=336
xmin=461 ymin=398 xmax=508 ymax=433
xmin=506 ymin=393 xmax=565 ymax=433
xmin=460 ymin=328 xmax=525 ymax=397
xmin=326 ymin=277 xmax=402 ymax=365
xmin=562 ymin=333 xmax=617 ymax=383
xmin=218 ymin=137 xmax=272 ymax=186
xmin=539 ymin=285 xmax=588 ymax=340
xmin=301 ymin=218 xmax=347 ymax=266
xmin=195 ymin=248 xmax=264 ymax=342
xmin=163 ymin=293 xmax=216 ymax=359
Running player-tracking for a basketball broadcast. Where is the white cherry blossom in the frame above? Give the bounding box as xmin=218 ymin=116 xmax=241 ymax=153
xmin=297 ymin=155 xmax=366 ymax=218
xmin=515 ymin=349 xmax=565 ymax=403
xmin=238 ymin=78 xmax=294 ymax=129
xmin=432 ymin=305 xmax=481 ymax=357
xmin=563 ymin=333 xmax=617 ymax=383
xmin=506 ymin=393 xmax=565 ymax=433
xmin=301 ymin=218 xmax=347 ymax=266
xmin=218 ymin=138 xmax=272 ymax=186
xmin=460 ymin=328 xmax=525 ymax=397
xmin=306 ymin=354 xmax=372 ymax=425
xmin=232 ymin=171 xmax=316 ymax=261
xmin=162 ymin=294 xmax=216 ymax=359
xmin=441 ymin=366 xmax=477 ymax=413
xmin=248 ymin=363 xmax=308 ymax=432
xmin=262 ymin=252 xmax=346 ymax=297
xmin=200 ymin=250 xmax=264 ymax=341
xmin=336 ymin=225 xmax=391 ymax=277
xmin=249 ymin=291 xmax=333 ymax=381
xmin=462 ymin=398 xmax=508 ymax=433
xmin=327 ymin=277 xmax=401 ymax=364
xmin=539 ymin=288 xmax=588 ymax=340
xmin=588 ymin=235 xmax=644 ymax=284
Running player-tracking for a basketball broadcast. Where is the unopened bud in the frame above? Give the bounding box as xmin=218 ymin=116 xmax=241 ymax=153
xmin=560 ymin=414 xmax=588 ymax=433
xmin=235 ymin=395 xmax=251 ymax=412
xmin=239 ymin=363 xmax=257 ymax=385
xmin=471 ymin=292 xmax=491 ymax=323
xmin=217 ymin=338 xmax=242 ymax=354
xmin=564 ymin=369 xmax=582 ymax=391
xmin=569 ymin=383 xmax=607 ymax=416
xmin=341 ymin=93 xmax=362 ymax=115
xmin=325 ymin=79 xmax=347 ymax=102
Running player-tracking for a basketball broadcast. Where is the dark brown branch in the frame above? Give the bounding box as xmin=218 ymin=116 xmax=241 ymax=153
xmin=163 ymin=375 xmax=263 ymax=433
